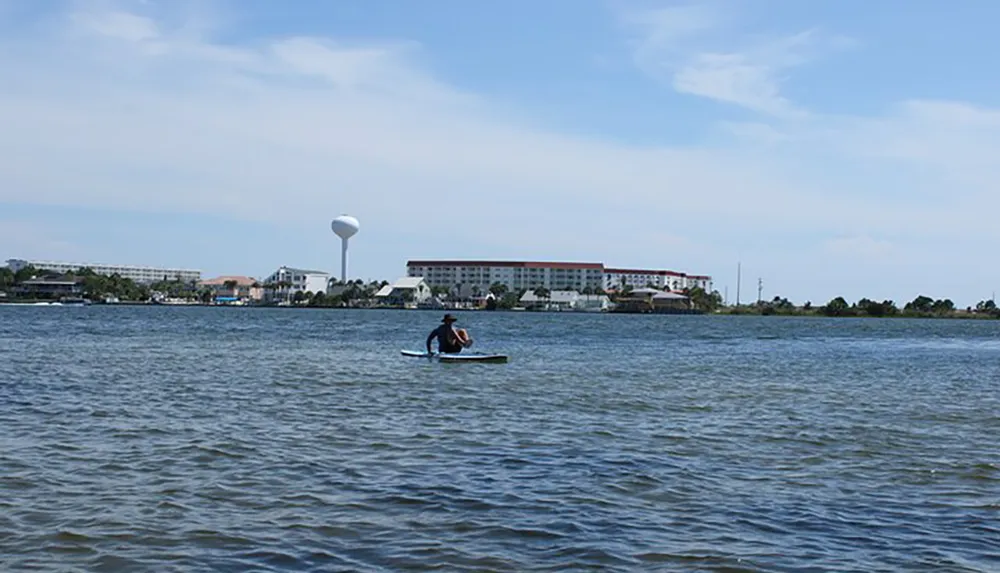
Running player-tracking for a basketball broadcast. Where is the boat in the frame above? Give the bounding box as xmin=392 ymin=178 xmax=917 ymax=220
xmin=401 ymin=350 xmax=509 ymax=364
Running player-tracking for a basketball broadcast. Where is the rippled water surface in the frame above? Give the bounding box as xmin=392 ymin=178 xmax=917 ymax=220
xmin=2 ymin=306 xmax=999 ymax=572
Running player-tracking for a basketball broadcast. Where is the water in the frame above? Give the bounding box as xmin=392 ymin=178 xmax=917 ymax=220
xmin=2 ymin=306 xmax=999 ymax=572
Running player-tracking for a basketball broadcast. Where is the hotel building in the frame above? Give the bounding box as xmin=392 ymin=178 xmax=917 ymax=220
xmin=6 ymin=258 xmax=201 ymax=284
xmin=406 ymin=260 xmax=605 ymax=293
xmin=406 ymin=260 xmax=712 ymax=294
xmin=604 ymin=268 xmax=714 ymax=292
xmin=604 ymin=268 xmax=687 ymax=291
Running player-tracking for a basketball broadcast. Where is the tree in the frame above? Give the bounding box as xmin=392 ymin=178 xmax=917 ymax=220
xmin=340 ymin=284 xmax=364 ymax=305
xmin=770 ymin=296 xmax=795 ymax=311
xmin=293 ymin=290 xmax=307 ymax=304
xmin=13 ymin=265 xmax=38 ymax=283
xmin=498 ymin=292 xmax=520 ymax=309
xmin=532 ymin=286 xmax=551 ymax=310
xmin=489 ymin=282 xmax=508 ymax=297
xmin=931 ymin=298 xmax=955 ymax=315
xmin=197 ymin=288 xmax=210 ymax=303
xmin=857 ymin=298 xmax=897 ymax=317
xmin=0 ymin=266 xmax=14 ymax=290
xmin=976 ymin=299 xmax=997 ymax=313
xmin=905 ymin=295 xmax=934 ymax=314
xmin=309 ymin=291 xmax=328 ymax=307
xmin=822 ymin=296 xmax=851 ymax=317
xmin=683 ymin=286 xmax=723 ymax=312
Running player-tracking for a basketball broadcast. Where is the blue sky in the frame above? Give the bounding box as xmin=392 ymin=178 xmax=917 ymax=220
xmin=2 ymin=0 xmax=999 ymax=306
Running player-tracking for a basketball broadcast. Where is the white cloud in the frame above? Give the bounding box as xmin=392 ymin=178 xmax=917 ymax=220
xmin=73 ymin=10 xmax=159 ymax=42
xmin=622 ymin=5 xmax=853 ymax=117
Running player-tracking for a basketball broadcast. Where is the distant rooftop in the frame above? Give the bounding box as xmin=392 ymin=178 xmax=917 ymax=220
xmin=6 ymin=258 xmax=199 ymax=273
xmin=276 ymin=266 xmax=329 ymax=275
xmin=605 ymin=268 xmax=686 ymax=277
xmin=407 ymin=260 xmax=604 ymax=270
xmin=200 ymin=275 xmax=259 ymax=286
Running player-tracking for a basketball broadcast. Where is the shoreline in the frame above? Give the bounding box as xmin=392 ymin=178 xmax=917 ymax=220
xmin=3 ymin=300 xmax=997 ymax=320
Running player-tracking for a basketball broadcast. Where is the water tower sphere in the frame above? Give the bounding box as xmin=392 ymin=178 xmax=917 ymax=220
xmin=331 ymin=215 xmax=360 ymax=239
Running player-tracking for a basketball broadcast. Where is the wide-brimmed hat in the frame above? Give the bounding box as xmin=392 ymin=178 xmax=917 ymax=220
xmin=441 ymin=313 xmax=457 ymax=323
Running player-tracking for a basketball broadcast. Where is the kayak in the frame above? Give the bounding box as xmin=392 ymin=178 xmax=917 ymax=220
xmin=401 ymin=350 xmax=509 ymax=364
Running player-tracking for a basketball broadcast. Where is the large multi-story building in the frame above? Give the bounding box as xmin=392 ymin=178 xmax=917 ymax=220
xmin=406 ymin=260 xmax=605 ymax=293
xmin=686 ymin=275 xmax=713 ymax=291
xmin=603 ymin=268 xmax=687 ymax=291
xmin=603 ymin=268 xmax=714 ymax=292
xmin=406 ymin=260 xmax=712 ymax=294
xmin=5 ymin=258 xmax=201 ymax=284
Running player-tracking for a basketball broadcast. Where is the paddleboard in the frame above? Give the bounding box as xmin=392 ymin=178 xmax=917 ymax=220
xmin=401 ymin=350 xmax=509 ymax=364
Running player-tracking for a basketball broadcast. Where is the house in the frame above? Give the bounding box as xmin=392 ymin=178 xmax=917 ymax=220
xmin=519 ymin=290 xmax=580 ymax=311
xmin=613 ymin=288 xmax=691 ymax=313
xmin=574 ymin=294 xmax=612 ymax=312
xmin=375 ymin=277 xmax=432 ymax=306
xmin=199 ymin=275 xmax=263 ymax=304
xmin=262 ymin=266 xmax=330 ymax=303
xmin=14 ymin=278 xmax=84 ymax=300
xmin=652 ymin=291 xmax=691 ymax=311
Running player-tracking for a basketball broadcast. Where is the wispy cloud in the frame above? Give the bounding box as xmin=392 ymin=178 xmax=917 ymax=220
xmin=621 ymin=4 xmax=853 ymax=117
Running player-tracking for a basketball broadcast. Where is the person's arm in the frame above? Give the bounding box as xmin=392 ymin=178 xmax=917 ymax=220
xmin=426 ymin=328 xmax=436 ymax=354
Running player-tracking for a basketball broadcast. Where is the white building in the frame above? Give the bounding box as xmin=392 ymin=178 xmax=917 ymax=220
xmin=406 ymin=260 xmax=605 ymax=293
xmin=262 ymin=266 xmax=330 ymax=303
xmin=603 ymin=268 xmax=688 ymax=291
xmin=575 ymin=294 xmax=613 ymax=312
xmin=375 ymin=277 xmax=432 ymax=305
xmin=686 ymin=275 xmax=713 ymax=291
xmin=519 ymin=290 xmax=580 ymax=311
xmin=405 ymin=259 xmax=713 ymax=296
xmin=6 ymin=258 xmax=200 ymax=284
xmin=518 ymin=290 xmax=611 ymax=312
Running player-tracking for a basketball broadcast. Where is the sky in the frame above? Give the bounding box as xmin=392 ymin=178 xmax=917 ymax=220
xmin=2 ymin=0 xmax=999 ymax=307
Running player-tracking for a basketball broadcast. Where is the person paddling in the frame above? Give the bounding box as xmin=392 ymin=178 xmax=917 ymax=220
xmin=426 ymin=314 xmax=473 ymax=355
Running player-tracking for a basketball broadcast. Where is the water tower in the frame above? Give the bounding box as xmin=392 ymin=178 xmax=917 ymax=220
xmin=331 ymin=215 xmax=360 ymax=283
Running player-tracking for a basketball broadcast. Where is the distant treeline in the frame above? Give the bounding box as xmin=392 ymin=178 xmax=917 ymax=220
xmin=719 ymin=295 xmax=1000 ymax=319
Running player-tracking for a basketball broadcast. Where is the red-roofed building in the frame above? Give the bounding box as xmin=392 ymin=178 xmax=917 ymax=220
xmin=406 ymin=260 xmax=605 ymax=294
xmin=405 ymin=259 xmax=713 ymax=295
xmin=604 ymin=268 xmax=688 ymax=291
xmin=198 ymin=275 xmax=263 ymax=302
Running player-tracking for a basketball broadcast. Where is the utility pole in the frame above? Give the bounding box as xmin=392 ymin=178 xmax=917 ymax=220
xmin=757 ymin=278 xmax=763 ymax=304
xmin=724 ymin=286 xmax=729 ymax=306
xmin=736 ymin=262 xmax=741 ymax=306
